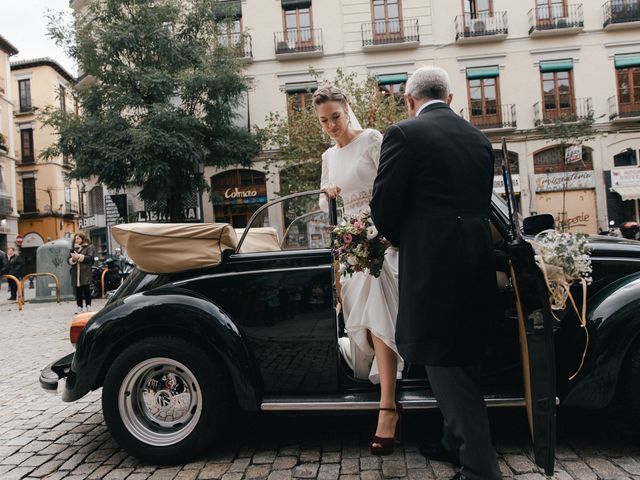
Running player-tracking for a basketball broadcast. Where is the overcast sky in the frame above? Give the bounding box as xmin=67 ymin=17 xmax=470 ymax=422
xmin=2 ymin=0 xmax=76 ymax=76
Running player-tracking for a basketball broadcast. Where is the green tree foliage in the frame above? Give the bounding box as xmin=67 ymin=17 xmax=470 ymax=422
xmin=42 ymin=0 xmax=260 ymax=221
xmin=539 ymin=112 xmax=598 ymax=148
xmin=257 ymin=69 xmax=408 ymax=195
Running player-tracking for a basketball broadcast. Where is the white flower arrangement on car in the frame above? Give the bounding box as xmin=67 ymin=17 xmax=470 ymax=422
xmin=532 ymin=230 xmax=592 ymax=311
xmin=530 ymin=229 xmax=592 ymax=379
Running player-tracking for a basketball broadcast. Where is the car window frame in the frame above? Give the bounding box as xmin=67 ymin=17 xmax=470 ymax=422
xmin=235 ymin=189 xmax=337 ymax=254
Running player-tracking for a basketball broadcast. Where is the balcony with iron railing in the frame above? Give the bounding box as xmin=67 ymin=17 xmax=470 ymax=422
xmin=219 ymin=32 xmax=253 ymax=62
xmin=455 ymin=12 xmax=508 ymax=43
xmin=534 ymin=97 xmax=593 ymax=126
xmin=528 ymin=4 xmax=584 ymax=36
xmin=460 ymin=104 xmax=517 ymax=130
xmin=274 ymin=28 xmax=323 ymax=60
xmin=609 ymin=95 xmax=640 ymax=120
xmin=361 ymin=18 xmax=419 ymax=52
xmin=603 ymin=0 xmax=640 ymax=29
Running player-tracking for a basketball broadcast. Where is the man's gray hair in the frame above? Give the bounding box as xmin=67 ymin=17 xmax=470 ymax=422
xmin=405 ymin=66 xmax=451 ymax=101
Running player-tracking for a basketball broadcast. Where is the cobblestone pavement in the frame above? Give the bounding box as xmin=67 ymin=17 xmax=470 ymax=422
xmin=2 ymin=294 xmax=640 ymax=480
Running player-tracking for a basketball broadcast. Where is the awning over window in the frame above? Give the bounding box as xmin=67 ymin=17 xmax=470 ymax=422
xmin=281 ymin=0 xmax=312 ymax=10
xmin=466 ymin=66 xmax=500 ymax=79
xmin=611 ymin=186 xmax=640 ymax=201
xmin=377 ymin=73 xmax=408 ymax=85
xmin=284 ymin=81 xmax=317 ymax=94
xmin=615 ymin=53 xmax=640 ymax=69
xmin=539 ymin=59 xmax=573 ymax=72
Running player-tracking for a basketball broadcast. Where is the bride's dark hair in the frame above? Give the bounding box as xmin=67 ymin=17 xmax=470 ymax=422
xmin=312 ymin=85 xmax=349 ymax=110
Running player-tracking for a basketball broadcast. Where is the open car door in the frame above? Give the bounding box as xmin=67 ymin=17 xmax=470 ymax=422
xmin=500 ymin=138 xmax=556 ymax=475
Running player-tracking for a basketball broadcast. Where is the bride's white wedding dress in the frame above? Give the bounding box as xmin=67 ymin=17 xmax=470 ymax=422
xmin=320 ymin=128 xmax=404 ymax=383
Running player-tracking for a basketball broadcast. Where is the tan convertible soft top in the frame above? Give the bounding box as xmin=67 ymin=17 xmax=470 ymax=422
xmin=111 ymin=223 xmax=238 ymax=273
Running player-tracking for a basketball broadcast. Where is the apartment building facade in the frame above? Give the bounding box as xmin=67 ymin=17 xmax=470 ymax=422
xmin=67 ymin=0 xmax=640 ymax=234
xmin=10 ymin=58 xmax=80 ymax=273
xmin=199 ymin=0 xmax=640 ymax=234
xmin=0 ymin=35 xmax=19 ymax=251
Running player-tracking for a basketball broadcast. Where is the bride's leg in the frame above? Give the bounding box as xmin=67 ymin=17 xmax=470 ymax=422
xmin=371 ymin=332 xmax=399 ymax=439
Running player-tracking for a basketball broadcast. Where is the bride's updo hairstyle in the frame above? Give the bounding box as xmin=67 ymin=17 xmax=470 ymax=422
xmin=312 ymin=85 xmax=349 ymax=111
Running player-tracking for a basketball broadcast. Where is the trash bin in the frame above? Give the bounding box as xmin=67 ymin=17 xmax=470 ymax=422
xmin=31 ymin=238 xmax=76 ymax=303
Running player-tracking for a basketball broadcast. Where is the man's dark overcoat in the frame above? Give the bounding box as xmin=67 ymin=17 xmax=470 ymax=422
xmin=370 ymin=102 xmax=496 ymax=366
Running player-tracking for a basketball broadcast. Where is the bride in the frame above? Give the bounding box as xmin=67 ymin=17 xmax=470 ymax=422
xmin=314 ymin=85 xmax=404 ymax=455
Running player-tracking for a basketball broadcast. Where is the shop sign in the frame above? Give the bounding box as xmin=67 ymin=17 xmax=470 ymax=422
xmin=136 ymin=207 xmax=201 ymax=223
xmin=565 ymin=144 xmax=583 ymax=164
xmin=493 ymin=175 xmax=520 ymax=194
xmin=535 ymin=171 xmax=595 ymax=193
xmin=22 ymin=232 xmax=44 ymax=248
xmin=611 ymin=168 xmax=640 ymax=188
xmin=105 ymin=195 xmax=125 ymax=226
xmin=224 ymin=187 xmax=258 ymax=199
xmin=80 ymin=216 xmax=96 ymax=229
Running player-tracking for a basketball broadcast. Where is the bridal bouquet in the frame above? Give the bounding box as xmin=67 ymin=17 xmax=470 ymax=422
xmin=333 ymin=211 xmax=387 ymax=278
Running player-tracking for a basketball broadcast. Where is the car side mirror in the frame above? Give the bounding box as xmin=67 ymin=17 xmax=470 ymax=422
xmin=523 ymin=214 xmax=555 ymax=236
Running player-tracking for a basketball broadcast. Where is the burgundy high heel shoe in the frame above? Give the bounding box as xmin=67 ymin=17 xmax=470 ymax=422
xmin=369 ymin=402 xmax=403 ymax=456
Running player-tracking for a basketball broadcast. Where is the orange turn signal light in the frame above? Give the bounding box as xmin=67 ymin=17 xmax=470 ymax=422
xmin=70 ymin=312 xmax=96 ymax=345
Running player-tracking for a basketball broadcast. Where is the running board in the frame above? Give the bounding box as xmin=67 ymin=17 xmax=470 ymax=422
xmin=261 ymin=393 xmax=526 ymax=411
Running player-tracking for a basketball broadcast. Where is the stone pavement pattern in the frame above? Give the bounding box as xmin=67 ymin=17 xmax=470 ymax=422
xmin=2 ymin=293 xmax=640 ymax=479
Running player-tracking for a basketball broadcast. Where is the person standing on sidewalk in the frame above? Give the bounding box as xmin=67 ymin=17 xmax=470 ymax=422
xmin=68 ymin=233 xmax=95 ymax=314
xmin=4 ymin=246 xmax=24 ymax=301
xmin=0 ymin=248 xmax=7 ymax=293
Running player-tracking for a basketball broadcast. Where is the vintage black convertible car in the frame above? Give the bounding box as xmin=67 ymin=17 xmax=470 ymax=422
xmin=40 ymin=177 xmax=640 ymax=474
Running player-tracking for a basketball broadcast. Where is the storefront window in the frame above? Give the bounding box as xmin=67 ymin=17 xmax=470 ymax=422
xmin=211 ymin=169 xmax=268 ymax=228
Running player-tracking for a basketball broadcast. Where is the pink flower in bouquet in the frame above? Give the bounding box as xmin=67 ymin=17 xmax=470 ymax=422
xmin=343 ymin=233 xmax=353 ymax=245
xmin=353 ymin=220 xmax=365 ymax=230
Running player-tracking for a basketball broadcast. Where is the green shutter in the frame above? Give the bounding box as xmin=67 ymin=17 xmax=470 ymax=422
xmin=377 ymin=73 xmax=408 ymax=85
xmin=281 ymin=0 xmax=312 ymax=9
xmin=466 ymin=66 xmax=500 ymax=79
xmin=539 ymin=59 xmax=573 ymax=72
xmin=284 ymin=81 xmax=317 ymax=94
xmin=615 ymin=54 xmax=640 ymax=69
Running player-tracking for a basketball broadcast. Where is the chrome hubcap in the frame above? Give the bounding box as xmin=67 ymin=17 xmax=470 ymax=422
xmin=118 ymin=357 xmax=202 ymax=446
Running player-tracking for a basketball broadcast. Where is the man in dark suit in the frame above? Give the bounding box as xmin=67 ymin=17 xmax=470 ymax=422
xmin=370 ymin=66 xmax=501 ymax=480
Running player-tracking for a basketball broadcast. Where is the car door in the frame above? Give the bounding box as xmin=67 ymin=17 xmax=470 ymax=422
xmin=500 ymin=139 xmax=557 ymax=475
xmin=210 ymin=191 xmax=340 ymax=396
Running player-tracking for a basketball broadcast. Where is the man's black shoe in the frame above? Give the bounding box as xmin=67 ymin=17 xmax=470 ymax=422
xmin=419 ymin=443 xmax=461 ymax=467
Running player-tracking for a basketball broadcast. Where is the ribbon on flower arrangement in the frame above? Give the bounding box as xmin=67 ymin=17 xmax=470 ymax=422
xmin=529 ymin=230 xmax=591 ymax=380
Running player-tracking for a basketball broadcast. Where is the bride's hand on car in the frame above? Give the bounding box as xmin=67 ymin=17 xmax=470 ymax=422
xmin=322 ymin=183 xmax=341 ymax=199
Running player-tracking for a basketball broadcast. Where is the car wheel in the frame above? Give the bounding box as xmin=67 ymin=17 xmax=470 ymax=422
xmin=102 ymin=336 xmax=231 ymax=464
